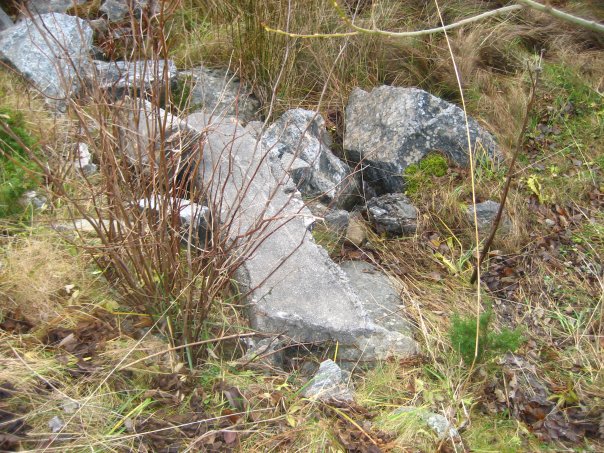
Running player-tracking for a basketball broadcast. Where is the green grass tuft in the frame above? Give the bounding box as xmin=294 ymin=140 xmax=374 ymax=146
xmin=449 ymin=309 xmax=523 ymax=365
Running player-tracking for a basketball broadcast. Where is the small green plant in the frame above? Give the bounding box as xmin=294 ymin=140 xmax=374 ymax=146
xmin=449 ymin=309 xmax=523 ymax=365
xmin=404 ymin=153 xmax=448 ymax=194
xmin=0 ymin=107 xmax=39 ymax=217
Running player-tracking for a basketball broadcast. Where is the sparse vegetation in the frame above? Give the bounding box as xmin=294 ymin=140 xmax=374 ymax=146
xmin=1 ymin=0 xmax=603 ymax=451
xmin=0 ymin=107 xmax=39 ymax=217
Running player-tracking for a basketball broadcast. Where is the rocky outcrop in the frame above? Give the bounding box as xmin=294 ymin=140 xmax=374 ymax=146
xmin=179 ymin=66 xmax=260 ymax=125
xmin=0 ymin=13 xmax=93 ymax=110
xmin=367 ymin=193 xmax=418 ymax=236
xmin=261 ymin=109 xmax=359 ymax=209
xmin=182 ymin=111 xmax=417 ymax=363
xmin=344 ymin=86 xmax=500 ymax=194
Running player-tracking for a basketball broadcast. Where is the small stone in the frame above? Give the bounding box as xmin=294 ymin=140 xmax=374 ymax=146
xmin=345 ymin=214 xmax=367 ymax=246
xmin=48 ymin=415 xmax=64 ymax=433
xmin=392 ymin=407 xmax=460 ymax=440
xmin=19 ymin=190 xmax=47 ymax=210
xmin=544 ymin=218 xmax=556 ymax=228
xmin=466 ymin=200 xmax=511 ymax=234
xmin=99 ymin=0 xmax=131 ymax=21
xmin=61 ymin=400 xmax=78 ymax=414
xmin=302 ymin=359 xmax=354 ymax=402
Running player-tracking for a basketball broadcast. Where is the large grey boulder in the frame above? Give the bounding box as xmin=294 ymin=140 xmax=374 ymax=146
xmin=183 ymin=112 xmax=417 ymax=364
xmin=261 ymin=109 xmax=359 ymax=209
xmin=367 ymin=193 xmax=418 ymax=236
xmin=344 ymin=86 xmax=500 ymax=194
xmin=178 ymin=66 xmax=260 ymax=124
xmin=0 ymin=13 xmax=92 ymax=110
xmin=89 ymin=59 xmax=178 ymax=99
xmin=340 ymin=261 xmax=413 ymax=335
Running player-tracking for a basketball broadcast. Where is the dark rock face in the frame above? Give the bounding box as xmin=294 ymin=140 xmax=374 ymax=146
xmin=179 ymin=66 xmax=261 ymax=125
xmin=344 ymin=86 xmax=500 ymax=194
xmin=367 ymin=193 xmax=418 ymax=236
xmin=261 ymin=109 xmax=359 ymax=209
xmin=0 ymin=13 xmax=92 ymax=110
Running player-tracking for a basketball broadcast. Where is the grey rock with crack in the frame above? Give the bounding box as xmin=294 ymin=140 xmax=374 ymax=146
xmin=344 ymin=86 xmax=500 ymax=194
xmin=0 ymin=13 xmax=92 ymax=110
xmin=302 ymin=359 xmax=354 ymax=402
xmin=367 ymin=193 xmax=418 ymax=236
xmin=179 ymin=66 xmax=260 ymax=125
xmin=261 ymin=109 xmax=359 ymax=209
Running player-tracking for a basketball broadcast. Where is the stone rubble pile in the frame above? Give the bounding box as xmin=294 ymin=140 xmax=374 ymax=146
xmin=0 ymin=4 xmax=506 ymax=365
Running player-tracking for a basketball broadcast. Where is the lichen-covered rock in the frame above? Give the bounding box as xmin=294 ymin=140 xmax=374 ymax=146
xmin=262 ymin=109 xmax=359 ymax=209
xmin=344 ymin=86 xmax=500 ymax=194
xmin=179 ymin=66 xmax=260 ymax=124
xmin=367 ymin=193 xmax=418 ymax=236
xmin=0 ymin=13 xmax=92 ymax=110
